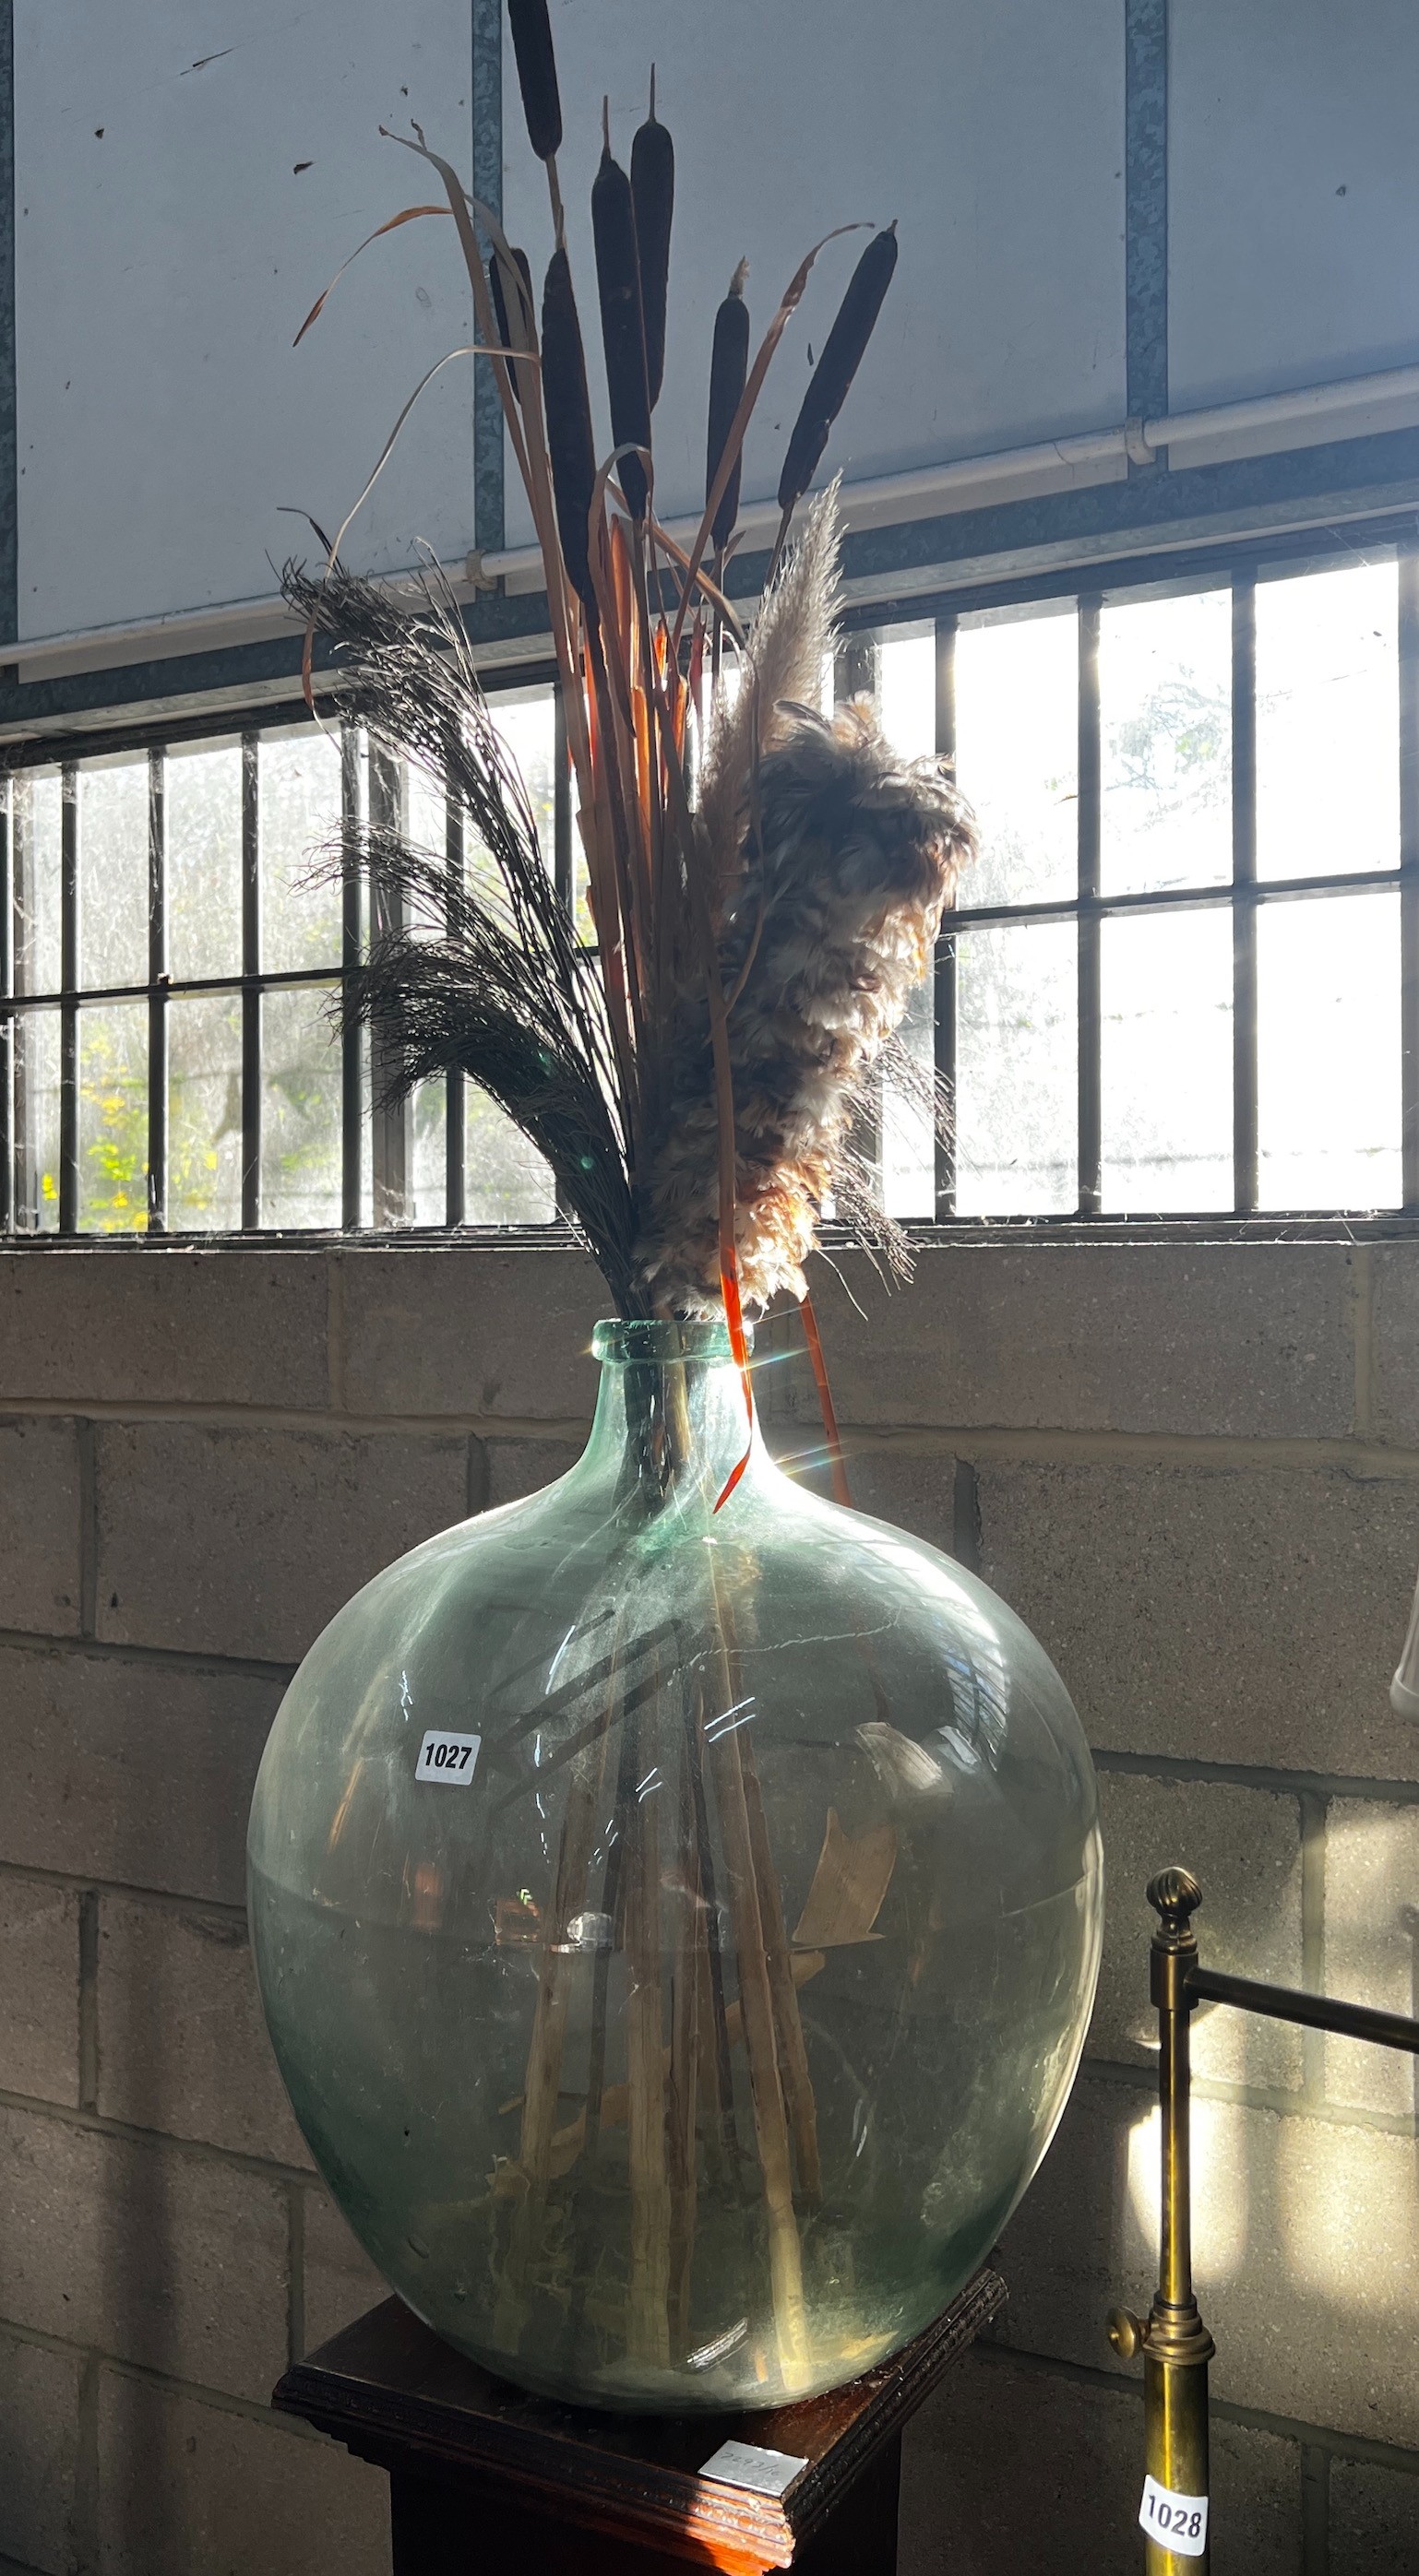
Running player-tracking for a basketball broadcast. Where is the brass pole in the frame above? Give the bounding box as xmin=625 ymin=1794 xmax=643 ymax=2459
xmin=1109 ymin=1869 xmax=1214 ymax=2573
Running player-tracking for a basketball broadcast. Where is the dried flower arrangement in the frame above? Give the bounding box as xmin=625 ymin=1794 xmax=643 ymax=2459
xmin=275 ymin=3 xmax=992 ymax=2399
xmin=290 ymin=0 xmax=977 ymax=1421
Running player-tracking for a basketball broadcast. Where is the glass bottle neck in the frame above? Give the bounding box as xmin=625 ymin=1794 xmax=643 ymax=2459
xmin=574 ymin=1319 xmax=769 ymax=1514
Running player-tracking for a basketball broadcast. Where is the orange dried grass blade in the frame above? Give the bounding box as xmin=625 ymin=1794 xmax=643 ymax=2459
xmin=292 ymin=206 xmax=449 ymax=345
xmin=716 ymin=1258 xmax=755 ymax=1513
xmin=800 ymin=1291 xmax=852 ymax=1509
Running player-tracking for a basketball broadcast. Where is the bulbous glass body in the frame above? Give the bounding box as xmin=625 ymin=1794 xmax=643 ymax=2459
xmin=249 ymin=1320 xmax=1101 ymax=2412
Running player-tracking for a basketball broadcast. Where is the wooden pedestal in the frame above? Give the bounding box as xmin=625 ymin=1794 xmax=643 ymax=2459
xmin=273 ymin=2268 xmax=1005 ymax=2575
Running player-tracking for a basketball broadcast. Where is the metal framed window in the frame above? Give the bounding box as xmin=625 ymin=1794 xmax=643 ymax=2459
xmin=2 ymin=527 xmax=1416 ymax=1239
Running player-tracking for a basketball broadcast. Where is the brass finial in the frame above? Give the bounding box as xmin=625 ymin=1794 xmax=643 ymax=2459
xmin=1147 ymin=1866 xmax=1203 ymax=1941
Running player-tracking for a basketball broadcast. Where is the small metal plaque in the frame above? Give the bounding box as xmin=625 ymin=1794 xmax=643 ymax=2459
xmin=698 ymin=2439 xmax=808 ymax=2499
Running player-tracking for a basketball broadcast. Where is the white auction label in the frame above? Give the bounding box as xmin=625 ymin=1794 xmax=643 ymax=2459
xmin=415 ymin=1729 xmax=481 ymax=1785
xmin=698 ymin=2439 xmax=807 ymax=2499
xmin=1139 ymin=2475 xmax=1208 ymax=2556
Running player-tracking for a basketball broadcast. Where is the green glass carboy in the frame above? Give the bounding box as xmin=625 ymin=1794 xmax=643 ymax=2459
xmin=248 ymin=1319 xmax=1102 ymax=2411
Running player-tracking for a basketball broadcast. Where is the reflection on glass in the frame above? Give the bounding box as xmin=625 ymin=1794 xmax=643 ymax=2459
xmin=955 ymin=609 xmax=1077 ymax=907
xmin=79 ymin=762 xmax=149 ymax=990
xmin=1256 ymin=561 xmax=1398 ymax=882
xmin=411 ymin=1079 xmax=447 ymax=1226
xmin=261 ymin=984 xmax=342 ymax=1228
xmin=1101 ymin=911 xmax=1232 ymax=1212
xmin=10 ymin=1005 xmax=60 ymax=1229
xmin=465 ymin=1084 xmax=555 ymax=1224
xmin=956 ymin=920 xmax=1078 ymax=1214
xmin=169 ymin=742 xmax=243 ymax=982
xmin=878 ymin=626 xmax=934 ymax=760
xmin=1258 ymin=891 xmax=1400 ymax=1208
xmin=260 ymin=730 xmax=343 ymax=972
xmin=1100 ymin=589 xmax=1231 ymax=895
xmin=169 ymin=993 xmax=243 ymax=1231
xmin=13 ymin=771 xmax=63 ymax=995
xmin=78 ymin=1003 xmax=148 ymax=1231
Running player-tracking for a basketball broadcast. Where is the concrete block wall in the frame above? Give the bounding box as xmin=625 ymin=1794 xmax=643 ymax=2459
xmin=1 ymin=1237 xmax=1418 ymax=2571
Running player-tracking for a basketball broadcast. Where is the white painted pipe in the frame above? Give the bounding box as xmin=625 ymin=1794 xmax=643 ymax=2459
xmin=10 ymin=357 xmax=1419 ymax=684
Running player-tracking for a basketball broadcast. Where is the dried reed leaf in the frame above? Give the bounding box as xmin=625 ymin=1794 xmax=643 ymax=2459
xmin=292 ymin=205 xmax=448 ymax=346
xmin=792 ymin=1810 xmax=896 ymax=1949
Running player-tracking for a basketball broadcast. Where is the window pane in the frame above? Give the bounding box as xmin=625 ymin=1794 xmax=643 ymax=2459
xmin=168 ymin=742 xmax=243 ymax=982
xmin=259 ymin=730 xmax=342 ymax=972
xmin=168 ymin=992 xmax=243 ymax=1231
xmin=406 ymin=758 xmax=447 ymax=868
xmin=1102 ymin=910 xmax=1233 ymax=1211
xmin=411 ymin=1078 xmax=447 ymax=1226
xmin=11 ymin=1005 xmax=60 ymax=1229
xmin=13 ymin=770 xmax=62 ymax=994
xmin=78 ymin=1002 xmax=148 ymax=1231
xmin=956 ymin=919 xmax=1078 ymax=1214
xmin=79 ymin=760 xmax=149 ymax=990
xmin=955 ymin=608 xmax=1078 ymax=908
xmin=261 ymin=983 xmax=341 ymax=1228
xmin=883 ymin=968 xmax=935 ymax=1219
xmin=464 ymin=1084 xmax=555 ymax=1223
xmin=488 ymin=685 xmax=555 ymax=868
xmin=878 ymin=626 xmax=935 ymax=760
xmin=1258 ymin=891 xmax=1401 ymax=1208
xmin=1256 ymin=560 xmax=1399 ymax=882
xmin=1100 ymin=589 xmax=1231 ymax=895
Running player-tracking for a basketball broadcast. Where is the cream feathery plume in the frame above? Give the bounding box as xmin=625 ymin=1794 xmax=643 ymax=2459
xmin=635 ymin=688 xmax=978 ymax=1316
xmin=695 ymin=483 xmax=842 ymax=914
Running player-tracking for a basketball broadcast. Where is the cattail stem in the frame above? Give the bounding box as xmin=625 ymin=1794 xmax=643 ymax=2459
xmin=667 ymin=1738 xmax=701 ymax=2358
xmin=495 ymin=1664 xmax=618 ymax=2345
xmin=623 ymin=1683 xmax=672 ymax=2368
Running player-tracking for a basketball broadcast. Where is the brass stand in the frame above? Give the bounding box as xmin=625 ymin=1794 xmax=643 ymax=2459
xmin=1108 ymin=1867 xmax=1419 ymax=2574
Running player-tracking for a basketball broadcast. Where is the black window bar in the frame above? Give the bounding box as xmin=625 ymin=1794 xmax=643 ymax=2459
xmin=4 ymin=542 xmax=1419 ymax=1238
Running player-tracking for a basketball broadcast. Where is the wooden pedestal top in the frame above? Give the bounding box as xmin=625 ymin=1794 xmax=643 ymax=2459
xmin=273 ymin=2268 xmax=1005 ymax=2573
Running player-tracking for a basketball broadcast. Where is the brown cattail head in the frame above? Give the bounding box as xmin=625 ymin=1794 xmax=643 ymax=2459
xmin=507 ymin=0 xmax=562 ymax=161
xmin=777 ymin=224 xmax=899 ymax=518
xmin=630 ymin=72 xmax=674 ymax=410
xmin=542 ymin=247 xmax=599 ymax=616
xmin=592 ymin=111 xmax=651 ymax=521
xmin=488 ymin=244 xmax=534 ymax=409
xmin=706 ymin=261 xmax=749 ymax=555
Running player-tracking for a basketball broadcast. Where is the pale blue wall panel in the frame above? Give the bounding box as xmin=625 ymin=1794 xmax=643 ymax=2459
xmin=1169 ymin=0 xmax=1419 ymax=412
xmin=499 ymin=0 xmax=1127 ymax=544
xmin=15 ymin=1 xmax=477 ymax=639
